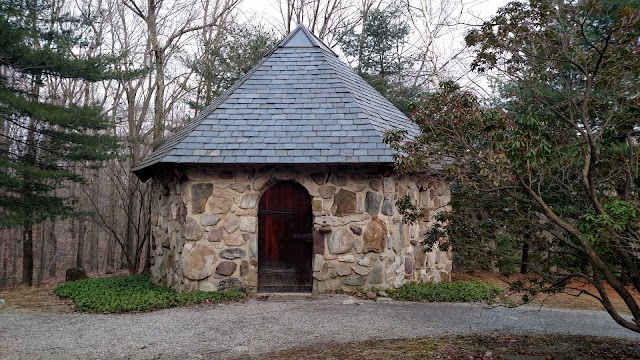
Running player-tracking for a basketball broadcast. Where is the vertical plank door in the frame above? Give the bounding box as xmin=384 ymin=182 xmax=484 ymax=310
xmin=258 ymin=182 xmax=313 ymax=292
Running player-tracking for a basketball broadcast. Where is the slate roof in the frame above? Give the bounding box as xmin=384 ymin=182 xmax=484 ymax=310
xmin=132 ymin=24 xmax=419 ymax=181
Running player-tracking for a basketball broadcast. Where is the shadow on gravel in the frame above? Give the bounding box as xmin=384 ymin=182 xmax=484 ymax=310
xmin=254 ymin=334 xmax=640 ymax=360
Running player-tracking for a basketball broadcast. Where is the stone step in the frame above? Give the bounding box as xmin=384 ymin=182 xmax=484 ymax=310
xmin=255 ymin=293 xmax=314 ymax=302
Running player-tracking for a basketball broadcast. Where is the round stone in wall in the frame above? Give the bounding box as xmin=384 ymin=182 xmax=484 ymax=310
xmin=181 ymin=242 xmax=217 ymax=281
xmin=216 ymin=261 xmax=238 ymax=276
xmin=328 ymin=228 xmax=355 ymax=254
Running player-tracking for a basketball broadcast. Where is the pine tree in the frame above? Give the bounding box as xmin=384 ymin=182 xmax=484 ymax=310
xmin=337 ymin=7 xmax=420 ymax=115
xmin=0 ymin=0 xmax=123 ymax=285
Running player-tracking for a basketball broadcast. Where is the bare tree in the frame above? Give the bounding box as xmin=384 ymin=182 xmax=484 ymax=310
xmin=275 ymin=0 xmax=358 ymax=46
xmin=123 ymin=0 xmax=243 ymax=142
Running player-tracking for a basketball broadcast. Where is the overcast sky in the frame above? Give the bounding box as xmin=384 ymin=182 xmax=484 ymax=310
xmin=236 ymin=0 xmax=510 ymax=33
xmin=234 ymin=0 xmax=510 ymax=95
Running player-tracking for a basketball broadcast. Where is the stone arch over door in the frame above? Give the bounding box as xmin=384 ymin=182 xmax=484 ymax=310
xmin=257 ymin=181 xmax=313 ymax=292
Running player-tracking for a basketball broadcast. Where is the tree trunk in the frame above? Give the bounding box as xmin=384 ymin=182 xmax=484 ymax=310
xmin=22 ymin=220 xmax=34 ymax=286
xmin=37 ymin=222 xmax=46 ymax=284
xmin=11 ymin=228 xmax=18 ymax=284
xmin=105 ymin=236 xmax=114 ymax=274
xmin=48 ymin=220 xmax=56 ymax=278
xmin=70 ymin=217 xmax=77 ymax=268
xmin=76 ymin=218 xmax=86 ymax=269
xmin=0 ymin=230 xmax=6 ymax=287
xmin=147 ymin=0 xmax=165 ymax=142
xmin=89 ymin=168 xmax=100 ymax=271
xmin=520 ymin=242 xmax=529 ymax=274
xmin=21 ymin=113 xmax=37 ymax=285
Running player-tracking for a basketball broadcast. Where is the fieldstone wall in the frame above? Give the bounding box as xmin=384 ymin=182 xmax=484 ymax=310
xmin=149 ymin=165 xmax=452 ymax=293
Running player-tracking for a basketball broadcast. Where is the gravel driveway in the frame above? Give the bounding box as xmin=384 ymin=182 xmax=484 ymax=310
xmin=1 ymin=294 xmax=638 ymax=359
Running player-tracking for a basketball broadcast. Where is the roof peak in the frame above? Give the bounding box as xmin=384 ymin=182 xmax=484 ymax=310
xmin=278 ymin=24 xmax=336 ymax=56
xmin=131 ymin=24 xmax=417 ymax=181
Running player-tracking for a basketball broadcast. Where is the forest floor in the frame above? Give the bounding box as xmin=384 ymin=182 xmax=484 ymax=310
xmin=453 ymin=270 xmax=640 ymax=315
xmin=1 ymin=274 xmax=639 ymax=359
xmin=259 ymin=334 xmax=640 ymax=359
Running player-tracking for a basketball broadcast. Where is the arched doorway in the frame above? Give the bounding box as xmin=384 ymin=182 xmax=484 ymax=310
xmin=258 ymin=181 xmax=313 ymax=292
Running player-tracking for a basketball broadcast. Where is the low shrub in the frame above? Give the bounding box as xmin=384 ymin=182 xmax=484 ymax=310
xmin=387 ymin=280 xmax=503 ymax=302
xmin=54 ymin=274 xmax=245 ymax=313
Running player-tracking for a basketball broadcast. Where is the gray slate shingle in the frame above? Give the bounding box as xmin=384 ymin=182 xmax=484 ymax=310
xmin=132 ymin=25 xmax=418 ymax=180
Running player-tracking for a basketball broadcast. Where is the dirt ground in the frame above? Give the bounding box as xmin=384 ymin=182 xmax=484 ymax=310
xmin=453 ymin=271 xmax=640 ymax=315
xmin=0 ymin=284 xmax=70 ymax=313
xmin=257 ymin=334 xmax=640 ymax=360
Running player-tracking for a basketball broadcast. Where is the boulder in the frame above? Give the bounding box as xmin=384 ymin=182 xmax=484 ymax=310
xmin=328 ymin=228 xmax=355 ymax=254
xmin=208 ymin=227 xmax=224 ymax=242
xmin=184 ymin=217 xmax=204 ymax=241
xmin=333 ymin=189 xmax=357 ymax=216
xmin=209 ymin=189 xmax=235 ymax=214
xmin=363 ymin=218 xmax=387 ymax=253
xmin=215 ymin=261 xmax=237 ymax=276
xmin=342 ymin=275 xmax=366 ymax=286
xmin=336 ymin=262 xmax=352 ymax=276
xmin=220 ymin=248 xmax=246 ymax=260
xmin=365 ymin=191 xmax=382 ymax=215
xmin=224 ymin=234 xmax=246 ymax=246
xmin=230 ymin=183 xmax=250 ymax=193
xmin=181 ymin=242 xmax=217 ymax=280
xmin=240 ymin=260 xmax=249 ymax=276
xmin=404 ymin=257 xmax=414 ymax=273
xmin=65 ymin=268 xmax=88 ymax=282
xmin=318 ymin=185 xmax=336 ymax=199
xmin=349 ymin=225 xmax=362 ymax=235
xmin=369 ymin=263 xmax=384 ymax=284
xmin=239 ymin=216 xmax=257 ymax=232
xmin=191 ymin=183 xmax=213 ymax=214
xmin=240 ymin=193 xmax=259 ymax=209
xmin=253 ymin=176 xmax=270 ymax=191
xmin=309 ymin=173 xmax=326 ymax=185
xmin=223 ymin=214 xmax=239 ymax=233
xmin=350 ymin=264 xmax=369 ymax=276
xmin=330 ymin=174 xmax=348 ymax=186
xmin=200 ymin=214 xmax=221 ymax=226
xmin=218 ymin=278 xmax=246 ymax=292
xmin=370 ymin=179 xmax=382 ymax=191
xmin=381 ymin=195 xmax=394 ymax=215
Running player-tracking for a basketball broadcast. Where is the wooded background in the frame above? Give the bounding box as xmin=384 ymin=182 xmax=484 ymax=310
xmin=0 ymin=0 xmax=494 ymax=287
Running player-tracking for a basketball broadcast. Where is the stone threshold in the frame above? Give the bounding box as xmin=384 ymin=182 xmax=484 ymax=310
xmin=254 ymin=293 xmax=315 ymax=302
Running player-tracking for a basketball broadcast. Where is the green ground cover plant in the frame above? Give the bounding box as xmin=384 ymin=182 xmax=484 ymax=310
xmin=54 ymin=275 xmax=245 ymax=313
xmin=387 ymin=280 xmax=503 ymax=302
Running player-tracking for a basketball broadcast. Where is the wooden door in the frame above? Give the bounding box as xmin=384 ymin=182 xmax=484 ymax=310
xmin=258 ymin=182 xmax=313 ymax=292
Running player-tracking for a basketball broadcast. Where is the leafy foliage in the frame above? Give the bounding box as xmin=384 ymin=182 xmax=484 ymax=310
xmin=53 ymin=275 xmax=245 ymax=313
xmin=386 ymin=0 xmax=640 ymax=333
xmin=387 ymin=280 xmax=503 ymax=302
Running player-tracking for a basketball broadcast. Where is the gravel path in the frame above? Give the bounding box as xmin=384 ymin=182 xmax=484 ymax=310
xmin=1 ymin=295 xmax=638 ymax=359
